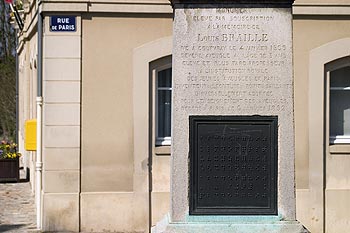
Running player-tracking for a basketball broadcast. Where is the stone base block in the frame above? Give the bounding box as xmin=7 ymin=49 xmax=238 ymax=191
xmin=152 ymin=215 xmax=309 ymax=233
xmin=42 ymin=193 xmax=79 ymax=232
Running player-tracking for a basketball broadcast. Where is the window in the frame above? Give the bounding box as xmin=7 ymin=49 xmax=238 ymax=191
xmin=156 ymin=66 xmax=172 ymax=146
xmin=329 ymin=66 xmax=350 ymax=144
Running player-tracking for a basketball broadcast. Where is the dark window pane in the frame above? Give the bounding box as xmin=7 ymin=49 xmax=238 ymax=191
xmin=158 ymin=90 xmax=171 ymax=138
xmin=158 ymin=68 xmax=172 ymax=88
xmin=330 ymin=66 xmax=350 ymax=88
xmin=330 ymin=91 xmax=350 ymax=136
xmin=330 ymin=66 xmax=350 ymax=139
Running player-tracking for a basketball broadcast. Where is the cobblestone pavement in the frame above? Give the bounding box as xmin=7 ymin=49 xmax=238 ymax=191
xmin=0 ymin=182 xmax=37 ymax=233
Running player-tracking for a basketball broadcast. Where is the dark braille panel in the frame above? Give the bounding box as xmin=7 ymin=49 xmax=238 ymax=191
xmin=190 ymin=116 xmax=278 ymax=215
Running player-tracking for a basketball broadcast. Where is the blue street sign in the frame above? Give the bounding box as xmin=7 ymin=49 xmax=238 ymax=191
xmin=50 ymin=16 xmax=76 ymax=32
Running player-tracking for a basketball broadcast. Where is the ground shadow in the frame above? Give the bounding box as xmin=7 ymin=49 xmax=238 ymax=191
xmin=0 ymin=223 xmax=27 ymax=232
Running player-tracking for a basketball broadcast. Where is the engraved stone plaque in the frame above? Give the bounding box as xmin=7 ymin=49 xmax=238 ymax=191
xmin=190 ymin=115 xmax=277 ymax=215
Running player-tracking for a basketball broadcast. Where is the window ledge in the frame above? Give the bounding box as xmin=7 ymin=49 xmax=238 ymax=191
xmin=155 ymin=145 xmax=171 ymax=156
xmin=330 ymin=144 xmax=350 ymax=154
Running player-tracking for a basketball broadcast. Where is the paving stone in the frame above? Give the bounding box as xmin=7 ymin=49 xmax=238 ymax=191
xmin=0 ymin=182 xmax=116 ymax=233
xmin=0 ymin=182 xmax=36 ymax=233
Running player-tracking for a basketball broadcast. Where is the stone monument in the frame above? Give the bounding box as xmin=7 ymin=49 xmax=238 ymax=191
xmin=153 ymin=0 xmax=309 ymax=232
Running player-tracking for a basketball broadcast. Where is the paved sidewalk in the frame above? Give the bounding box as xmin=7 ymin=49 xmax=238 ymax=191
xmin=0 ymin=182 xmax=37 ymax=233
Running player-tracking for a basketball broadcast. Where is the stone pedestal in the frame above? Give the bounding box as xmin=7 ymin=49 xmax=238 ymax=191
xmin=154 ymin=1 xmax=309 ymax=232
xmin=152 ymin=214 xmax=308 ymax=233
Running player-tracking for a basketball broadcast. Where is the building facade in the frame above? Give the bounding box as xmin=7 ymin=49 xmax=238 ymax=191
xmin=17 ymin=0 xmax=350 ymax=232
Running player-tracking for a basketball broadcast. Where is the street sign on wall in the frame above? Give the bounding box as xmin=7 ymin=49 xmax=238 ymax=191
xmin=50 ymin=16 xmax=76 ymax=32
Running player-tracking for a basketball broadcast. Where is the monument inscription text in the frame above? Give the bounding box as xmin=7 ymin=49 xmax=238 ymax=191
xmin=174 ymin=8 xmax=292 ymax=115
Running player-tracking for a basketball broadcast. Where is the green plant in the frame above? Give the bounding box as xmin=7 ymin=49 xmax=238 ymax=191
xmin=15 ymin=0 xmax=24 ymax=10
xmin=0 ymin=139 xmax=21 ymax=159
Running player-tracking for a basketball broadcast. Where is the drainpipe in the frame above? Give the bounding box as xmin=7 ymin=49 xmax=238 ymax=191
xmin=35 ymin=97 xmax=42 ymax=229
xmin=35 ymin=3 xmax=43 ymax=230
xmin=15 ymin=30 xmax=18 ymax=145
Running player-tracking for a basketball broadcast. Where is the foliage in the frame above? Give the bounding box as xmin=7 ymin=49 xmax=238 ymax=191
xmin=0 ymin=0 xmax=16 ymax=140
xmin=0 ymin=57 xmax=16 ymax=139
xmin=0 ymin=0 xmax=16 ymax=59
xmin=0 ymin=138 xmax=21 ymax=159
xmin=15 ymin=0 xmax=23 ymax=10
